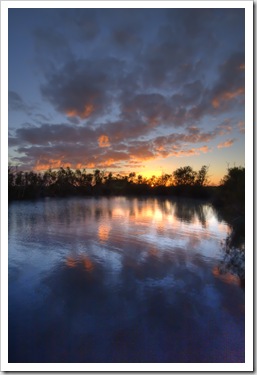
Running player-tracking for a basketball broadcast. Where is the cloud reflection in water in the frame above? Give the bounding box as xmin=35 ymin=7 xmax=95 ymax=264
xmin=8 ymin=197 xmax=244 ymax=363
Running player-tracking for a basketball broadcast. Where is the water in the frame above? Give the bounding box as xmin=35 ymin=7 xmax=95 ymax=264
xmin=8 ymin=197 xmax=244 ymax=363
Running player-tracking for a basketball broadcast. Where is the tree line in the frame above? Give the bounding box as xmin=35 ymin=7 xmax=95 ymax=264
xmin=8 ymin=165 xmax=208 ymax=198
xmin=8 ymin=165 xmax=245 ymax=211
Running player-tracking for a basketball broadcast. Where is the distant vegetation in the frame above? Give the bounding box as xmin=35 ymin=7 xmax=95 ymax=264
xmin=8 ymin=164 xmax=245 ymax=212
xmin=8 ymin=164 xmax=209 ymax=199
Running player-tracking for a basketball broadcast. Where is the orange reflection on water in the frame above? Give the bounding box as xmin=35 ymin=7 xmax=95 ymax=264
xmin=218 ymin=222 xmax=231 ymax=235
xmin=149 ymin=246 xmax=158 ymax=257
xmin=83 ymin=257 xmax=94 ymax=272
xmin=66 ymin=255 xmax=94 ymax=272
xmin=98 ymin=223 xmax=111 ymax=242
xmin=113 ymin=208 xmax=127 ymax=218
xmin=212 ymin=266 xmax=240 ymax=286
xmin=66 ymin=257 xmax=77 ymax=268
xmin=143 ymin=207 xmax=163 ymax=221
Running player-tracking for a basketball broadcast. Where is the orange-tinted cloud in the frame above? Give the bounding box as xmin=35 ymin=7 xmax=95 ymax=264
xmin=238 ymin=120 xmax=245 ymax=133
xmin=66 ymin=109 xmax=78 ymax=117
xmin=212 ymin=98 xmax=220 ymax=109
xmin=217 ymin=138 xmax=235 ymax=149
xmin=101 ymin=159 xmax=116 ymax=167
xmin=197 ymin=145 xmax=210 ymax=153
xmin=23 ymin=125 xmax=219 ymax=173
xmin=170 ymin=145 xmax=212 ymax=157
xmin=98 ymin=135 xmax=110 ymax=147
xmin=223 ymin=87 xmax=244 ymax=100
xmin=85 ymin=162 xmax=96 ymax=169
xmin=217 ymin=122 xmax=232 ymax=136
xmin=212 ymin=87 xmax=244 ymax=108
xmin=14 ymin=120 xmax=230 ymax=177
xmin=66 ymin=104 xmax=94 ymax=119
xmin=34 ymin=158 xmax=71 ymax=171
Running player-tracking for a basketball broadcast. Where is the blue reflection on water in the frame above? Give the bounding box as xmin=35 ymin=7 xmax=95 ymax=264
xmin=8 ymin=197 xmax=244 ymax=362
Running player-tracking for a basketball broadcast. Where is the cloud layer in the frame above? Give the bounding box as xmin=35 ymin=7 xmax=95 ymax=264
xmin=8 ymin=8 xmax=245 ymax=174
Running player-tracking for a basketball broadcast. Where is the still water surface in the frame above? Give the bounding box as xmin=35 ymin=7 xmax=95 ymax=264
xmin=9 ymin=197 xmax=244 ymax=363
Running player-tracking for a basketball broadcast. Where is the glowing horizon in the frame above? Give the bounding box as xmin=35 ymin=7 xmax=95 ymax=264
xmin=29 ymin=162 xmax=225 ymax=186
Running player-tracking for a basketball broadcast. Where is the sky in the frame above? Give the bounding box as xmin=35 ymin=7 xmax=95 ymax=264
xmin=8 ymin=6 xmax=245 ymax=185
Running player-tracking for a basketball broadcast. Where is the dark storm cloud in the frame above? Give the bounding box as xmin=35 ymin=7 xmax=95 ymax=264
xmin=140 ymin=8 xmax=244 ymax=92
xmin=41 ymin=57 xmax=125 ymax=119
xmin=122 ymin=93 xmax=170 ymax=124
xmin=37 ymin=9 xmax=212 ymax=120
xmin=121 ymin=92 xmax=189 ymax=128
xmin=15 ymin=123 xmax=96 ymax=146
xmin=142 ymin=41 xmax=191 ymax=88
xmin=101 ymin=119 xmax=149 ymax=142
xmin=210 ymin=51 xmax=245 ymax=109
xmin=179 ymin=51 xmax=245 ymax=121
xmin=38 ymin=9 xmax=244 ymax=130
xmin=140 ymin=10 xmax=218 ymax=89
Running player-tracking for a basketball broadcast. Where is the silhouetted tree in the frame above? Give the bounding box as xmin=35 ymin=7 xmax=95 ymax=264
xmin=173 ymin=166 xmax=197 ymax=186
xmin=195 ymin=165 xmax=209 ymax=186
xmin=157 ymin=173 xmax=172 ymax=186
xmin=218 ymin=166 xmax=245 ymax=214
xmin=128 ymin=172 xmax=136 ymax=183
xmin=93 ymin=169 xmax=103 ymax=185
xmin=148 ymin=175 xmax=158 ymax=187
